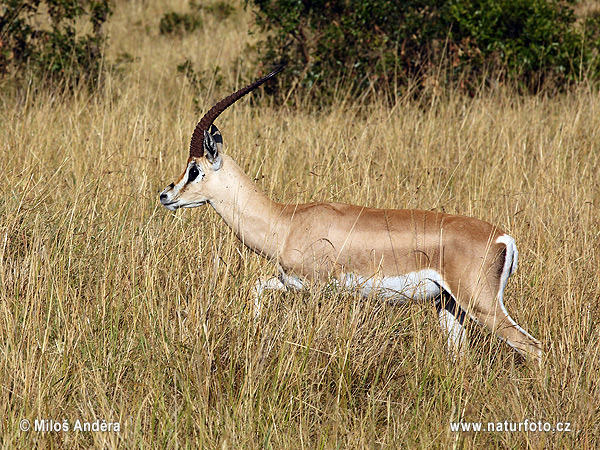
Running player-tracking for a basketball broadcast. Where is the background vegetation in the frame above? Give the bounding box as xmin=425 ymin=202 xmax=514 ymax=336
xmin=0 ymin=0 xmax=112 ymax=88
xmin=1 ymin=0 xmax=599 ymax=448
xmin=250 ymin=0 xmax=600 ymax=100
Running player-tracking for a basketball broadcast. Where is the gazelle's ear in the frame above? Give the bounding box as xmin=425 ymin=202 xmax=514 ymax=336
xmin=209 ymin=124 xmax=223 ymax=152
xmin=203 ymin=125 xmax=222 ymax=169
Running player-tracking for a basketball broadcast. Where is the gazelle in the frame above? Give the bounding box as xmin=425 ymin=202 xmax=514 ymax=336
xmin=159 ymin=66 xmax=542 ymax=364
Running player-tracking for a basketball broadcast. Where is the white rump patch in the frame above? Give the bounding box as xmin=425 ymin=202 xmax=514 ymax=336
xmin=493 ymin=234 xmax=536 ymax=346
xmin=496 ymin=234 xmax=518 ymax=275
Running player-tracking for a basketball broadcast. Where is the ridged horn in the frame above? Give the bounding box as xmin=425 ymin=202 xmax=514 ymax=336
xmin=189 ymin=65 xmax=285 ymax=157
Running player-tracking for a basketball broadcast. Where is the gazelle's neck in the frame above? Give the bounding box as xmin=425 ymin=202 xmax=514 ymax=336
xmin=208 ymin=154 xmax=290 ymax=260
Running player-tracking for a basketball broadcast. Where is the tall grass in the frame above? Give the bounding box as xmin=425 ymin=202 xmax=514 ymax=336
xmin=1 ymin=1 xmax=599 ymax=448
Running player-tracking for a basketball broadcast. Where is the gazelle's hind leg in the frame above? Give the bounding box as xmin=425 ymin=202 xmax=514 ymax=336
xmin=469 ymin=289 xmax=542 ymax=363
xmin=436 ymin=293 xmax=467 ymax=360
xmin=458 ymin=235 xmax=542 ymax=364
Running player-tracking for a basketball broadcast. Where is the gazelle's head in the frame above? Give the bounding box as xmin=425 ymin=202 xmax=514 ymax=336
xmin=159 ymin=125 xmax=224 ymax=210
xmin=159 ymin=66 xmax=283 ymax=210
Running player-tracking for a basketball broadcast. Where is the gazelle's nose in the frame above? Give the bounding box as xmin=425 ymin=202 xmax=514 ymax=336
xmin=159 ymin=183 xmax=175 ymax=205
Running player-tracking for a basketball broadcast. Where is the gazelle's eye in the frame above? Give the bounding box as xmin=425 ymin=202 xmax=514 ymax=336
xmin=188 ymin=166 xmax=200 ymax=183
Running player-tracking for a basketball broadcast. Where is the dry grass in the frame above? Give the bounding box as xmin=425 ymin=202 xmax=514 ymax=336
xmin=1 ymin=1 xmax=600 ymax=448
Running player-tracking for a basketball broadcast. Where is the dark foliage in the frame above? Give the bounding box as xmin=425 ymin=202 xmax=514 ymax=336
xmin=159 ymin=1 xmax=236 ymax=35
xmin=248 ymin=0 xmax=600 ymax=100
xmin=0 ymin=0 xmax=112 ymax=89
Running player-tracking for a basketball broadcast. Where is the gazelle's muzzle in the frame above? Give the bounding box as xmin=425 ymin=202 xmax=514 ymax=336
xmin=160 ymin=183 xmax=179 ymax=210
xmin=159 ymin=182 xmax=208 ymax=210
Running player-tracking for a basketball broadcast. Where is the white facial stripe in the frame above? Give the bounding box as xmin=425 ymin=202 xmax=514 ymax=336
xmin=160 ymin=162 xmax=209 ymax=211
xmin=174 ymin=171 xmax=188 ymax=191
xmin=186 ymin=163 xmax=205 ymax=184
xmin=174 ymin=163 xmax=204 ymax=190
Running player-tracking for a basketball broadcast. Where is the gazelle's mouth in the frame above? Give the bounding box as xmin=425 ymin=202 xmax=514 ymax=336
xmin=181 ymin=201 xmax=208 ymax=208
xmin=160 ymin=200 xmax=208 ymax=211
xmin=161 ymin=201 xmax=179 ymax=211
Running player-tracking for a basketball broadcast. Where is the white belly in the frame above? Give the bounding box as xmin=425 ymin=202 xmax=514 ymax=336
xmin=339 ymin=269 xmax=444 ymax=302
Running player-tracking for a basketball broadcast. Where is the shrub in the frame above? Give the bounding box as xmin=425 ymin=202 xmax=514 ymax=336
xmin=444 ymin=0 xmax=599 ymax=93
xmin=159 ymin=11 xmax=202 ymax=35
xmin=159 ymin=1 xmax=236 ymax=36
xmin=248 ymin=0 xmax=600 ymax=101
xmin=204 ymin=1 xmax=236 ymax=21
xmin=176 ymin=59 xmax=223 ymax=113
xmin=0 ymin=0 xmax=112 ymax=89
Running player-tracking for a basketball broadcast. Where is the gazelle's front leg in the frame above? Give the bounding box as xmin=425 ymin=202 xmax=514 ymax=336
xmin=252 ymin=271 xmax=305 ymax=318
xmin=252 ymin=276 xmax=287 ymax=319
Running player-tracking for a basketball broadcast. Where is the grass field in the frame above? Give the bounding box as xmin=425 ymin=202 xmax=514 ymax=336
xmin=1 ymin=1 xmax=600 ymax=448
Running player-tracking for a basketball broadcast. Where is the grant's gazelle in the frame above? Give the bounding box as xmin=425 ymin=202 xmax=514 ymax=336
xmin=159 ymin=67 xmax=542 ymax=364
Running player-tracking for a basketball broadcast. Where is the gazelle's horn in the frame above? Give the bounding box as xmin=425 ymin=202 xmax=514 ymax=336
xmin=189 ymin=65 xmax=285 ymax=157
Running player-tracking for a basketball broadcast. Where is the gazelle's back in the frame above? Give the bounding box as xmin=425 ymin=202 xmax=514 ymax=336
xmin=279 ymin=202 xmax=504 ymax=279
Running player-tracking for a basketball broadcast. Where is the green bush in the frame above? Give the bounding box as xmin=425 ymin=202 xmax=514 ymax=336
xmin=0 ymin=0 xmax=112 ymax=89
xmin=176 ymin=59 xmax=223 ymax=113
xmin=204 ymin=1 xmax=236 ymax=21
xmin=159 ymin=11 xmax=202 ymax=35
xmin=248 ymin=0 xmax=600 ymax=100
xmin=159 ymin=1 xmax=236 ymax=36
